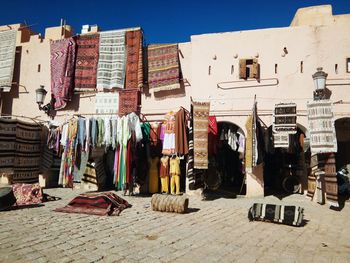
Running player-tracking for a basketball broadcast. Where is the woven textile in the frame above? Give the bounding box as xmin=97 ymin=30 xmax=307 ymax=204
xmin=193 ymin=101 xmax=210 ymax=169
xmin=248 ymin=203 xmax=304 ymax=227
xmin=273 ymin=103 xmax=296 ymax=148
xmin=95 ymin=92 xmax=119 ymax=114
xmin=12 ymin=183 xmax=43 ymax=206
xmin=125 ymin=30 xmax=143 ymax=89
xmin=147 ymin=44 xmax=180 ymax=92
xmin=54 ymin=192 xmax=131 ymax=216
xmin=74 ymin=33 xmax=99 ymax=92
xmin=118 ymin=89 xmax=140 ymax=115
xmin=50 ymin=38 xmax=76 ymax=110
xmin=0 ymin=119 xmax=16 ymax=174
xmin=307 ymin=100 xmax=337 ymax=154
xmin=245 ymin=115 xmax=253 ymax=171
xmin=0 ymin=30 xmax=17 ymax=92
xmin=97 ymin=30 xmax=126 ymax=90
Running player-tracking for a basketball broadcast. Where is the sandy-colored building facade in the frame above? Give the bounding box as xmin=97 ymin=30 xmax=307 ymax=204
xmin=1 ymin=5 xmax=350 ymax=196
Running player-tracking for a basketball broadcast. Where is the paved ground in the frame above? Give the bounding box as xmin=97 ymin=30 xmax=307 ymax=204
xmin=0 ymin=187 xmax=349 ymax=263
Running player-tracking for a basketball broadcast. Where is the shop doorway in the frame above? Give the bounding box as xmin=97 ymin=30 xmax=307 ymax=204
xmin=264 ymin=125 xmax=308 ymax=196
xmin=335 ymin=118 xmax=350 ymax=170
xmin=204 ymin=121 xmax=245 ymax=195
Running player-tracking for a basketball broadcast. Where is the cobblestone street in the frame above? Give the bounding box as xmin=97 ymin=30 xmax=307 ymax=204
xmin=0 ymin=188 xmax=350 ymax=263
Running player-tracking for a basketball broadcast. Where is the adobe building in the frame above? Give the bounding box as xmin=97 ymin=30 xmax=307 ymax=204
xmin=0 ymin=5 xmax=349 ymax=197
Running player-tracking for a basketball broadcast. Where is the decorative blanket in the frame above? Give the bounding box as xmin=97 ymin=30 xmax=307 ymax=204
xmin=147 ymin=44 xmax=180 ymax=92
xmin=50 ymin=38 xmax=76 ymax=110
xmin=0 ymin=29 xmax=17 ymax=92
xmin=97 ymin=30 xmax=126 ymax=90
xmin=125 ymin=30 xmax=143 ymax=89
xmin=273 ymin=103 xmax=297 ymax=148
xmin=118 ymin=89 xmax=140 ymax=115
xmin=74 ymin=33 xmax=99 ymax=92
xmin=0 ymin=119 xmax=41 ymax=184
xmin=54 ymin=192 xmax=131 ymax=216
xmin=193 ymin=101 xmax=210 ymax=169
xmin=95 ymin=92 xmax=119 ymax=114
xmin=248 ymin=203 xmax=304 ymax=227
xmin=12 ymin=183 xmax=43 ymax=206
xmin=307 ymin=100 xmax=337 ymax=154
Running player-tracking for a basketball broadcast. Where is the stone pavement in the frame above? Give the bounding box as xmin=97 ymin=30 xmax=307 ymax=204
xmin=0 ymin=188 xmax=350 ymax=263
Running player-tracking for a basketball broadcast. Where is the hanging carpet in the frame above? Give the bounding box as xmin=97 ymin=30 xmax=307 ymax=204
xmin=307 ymin=100 xmax=337 ymax=154
xmin=119 ymin=89 xmax=140 ymax=115
xmin=54 ymin=192 xmax=131 ymax=216
xmin=95 ymin=92 xmax=119 ymax=114
xmin=147 ymin=44 xmax=180 ymax=92
xmin=192 ymin=101 xmax=210 ymax=169
xmin=74 ymin=33 xmax=99 ymax=93
xmin=125 ymin=30 xmax=143 ymax=89
xmin=0 ymin=29 xmax=17 ymax=92
xmin=273 ymin=103 xmax=297 ymax=148
xmin=97 ymin=30 xmax=126 ymax=90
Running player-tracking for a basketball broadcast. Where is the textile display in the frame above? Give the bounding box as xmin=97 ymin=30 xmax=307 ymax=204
xmin=95 ymin=92 xmax=119 ymax=114
xmin=323 ymin=153 xmax=339 ymax=207
xmin=74 ymin=33 xmax=100 ymax=92
xmin=245 ymin=115 xmax=253 ymax=171
xmin=97 ymin=30 xmax=126 ymax=90
xmin=0 ymin=119 xmax=16 ymax=175
xmin=192 ymin=102 xmax=210 ymax=169
xmin=307 ymin=100 xmax=337 ymax=154
xmin=54 ymin=192 xmax=131 ymax=216
xmin=273 ymin=103 xmax=297 ymax=133
xmin=82 ymin=162 xmax=98 ymax=191
xmin=175 ymin=108 xmax=189 ymax=155
xmin=12 ymin=183 xmax=43 ymax=206
xmin=125 ymin=30 xmax=143 ymax=89
xmin=118 ymin=89 xmax=140 ymax=115
xmin=208 ymin=116 xmax=218 ymax=156
xmin=147 ymin=44 xmax=180 ymax=92
xmin=273 ymin=133 xmax=290 ymax=148
xmin=248 ymin=203 xmax=304 ymax=227
xmin=50 ymin=37 xmax=76 ymax=110
xmin=0 ymin=29 xmax=17 ymax=92
xmin=13 ymin=121 xmax=42 ymax=183
xmin=187 ymin=104 xmax=195 ymax=188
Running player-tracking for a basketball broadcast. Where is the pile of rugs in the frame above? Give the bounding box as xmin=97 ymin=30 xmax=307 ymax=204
xmin=248 ymin=203 xmax=304 ymax=227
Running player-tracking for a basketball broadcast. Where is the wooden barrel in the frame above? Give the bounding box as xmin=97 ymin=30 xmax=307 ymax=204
xmin=0 ymin=187 xmax=16 ymax=211
xmin=151 ymin=194 xmax=189 ymax=213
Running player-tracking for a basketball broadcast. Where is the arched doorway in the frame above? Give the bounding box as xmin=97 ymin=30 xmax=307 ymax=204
xmin=264 ymin=124 xmax=307 ymax=195
xmin=335 ymin=118 xmax=350 ymax=169
xmin=204 ymin=121 xmax=245 ymax=194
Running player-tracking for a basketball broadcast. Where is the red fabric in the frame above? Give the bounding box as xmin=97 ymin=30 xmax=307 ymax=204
xmin=119 ymin=89 xmax=140 ymax=115
xmin=125 ymin=30 xmax=143 ymax=89
xmin=54 ymin=192 xmax=131 ymax=216
xmin=208 ymin=116 xmax=218 ymax=155
xmin=12 ymin=183 xmax=43 ymax=206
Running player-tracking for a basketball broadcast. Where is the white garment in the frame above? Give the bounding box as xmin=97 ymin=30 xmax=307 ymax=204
xmin=111 ymin=116 xmax=118 ymax=149
xmin=85 ymin=117 xmax=90 ymax=152
xmin=60 ymin=123 xmax=68 ymax=146
xmin=104 ymin=117 xmax=111 ymax=147
xmin=163 ymin=133 xmax=175 ymax=151
xmin=128 ymin=112 xmax=143 ymax=142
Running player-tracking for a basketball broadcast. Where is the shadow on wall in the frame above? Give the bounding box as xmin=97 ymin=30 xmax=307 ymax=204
xmin=63 ymin=93 xmax=81 ymax=112
xmin=1 ymin=46 xmax=22 ymax=115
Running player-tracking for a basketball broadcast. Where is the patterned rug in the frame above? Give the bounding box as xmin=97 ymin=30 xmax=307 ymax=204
xmin=307 ymin=100 xmax=337 ymax=154
xmin=147 ymin=44 xmax=180 ymax=92
xmin=95 ymin=92 xmax=119 ymax=114
xmin=50 ymin=37 xmax=76 ymax=110
xmin=248 ymin=203 xmax=304 ymax=227
xmin=125 ymin=30 xmax=143 ymax=89
xmin=0 ymin=29 xmax=17 ymax=92
xmin=0 ymin=119 xmax=17 ymax=175
xmin=97 ymin=30 xmax=126 ymax=90
xmin=74 ymin=33 xmax=100 ymax=92
xmin=193 ymin=101 xmax=210 ymax=169
xmin=54 ymin=192 xmax=131 ymax=216
xmin=245 ymin=114 xmax=253 ymax=171
xmin=273 ymin=103 xmax=297 ymax=148
xmin=118 ymin=89 xmax=140 ymax=115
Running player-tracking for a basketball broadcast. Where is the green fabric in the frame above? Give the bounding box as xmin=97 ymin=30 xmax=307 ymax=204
xmin=97 ymin=117 xmax=105 ymax=147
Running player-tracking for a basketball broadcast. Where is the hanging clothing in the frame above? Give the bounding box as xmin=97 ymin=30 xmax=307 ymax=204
xmin=128 ymin=112 xmax=142 ymax=142
xmin=208 ymin=116 xmax=218 ymax=156
xmin=160 ymin=156 xmax=170 ymax=178
xmin=96 ymin=117 xmax=104 ymax=147
xmin=175 ymin=108 xmax=189 ymax=155
xmin=62 ymin=119 xmax=78 ymax=187
xmin=162 ymin=112 xmax=176 ymax=155
xmin=90 ymin=118 xmax=97 ymax=149
xmin=104 ymin=117 xmax=111 ymax=147
xmin=170 ymin=156 xmax=181 ymax=176
xmin=148 ymin=157 xmax=159 ymax=194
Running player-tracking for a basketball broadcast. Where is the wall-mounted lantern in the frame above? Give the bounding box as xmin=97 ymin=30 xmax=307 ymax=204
xmin=35 ymin=85 xmax=53 ymax=116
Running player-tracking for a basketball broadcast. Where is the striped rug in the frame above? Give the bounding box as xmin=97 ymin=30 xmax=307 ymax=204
xmin=0 ymin=119 xmax=16 ymax=175
xmin=97 ymin=30 xmax=126 ymax=90
xmin=0 ymin=29 xmax=17 ymax=92
xmin=74 ymin=33 xmax=100 ymax=92
xmin=147 ymin=44 xmax=180 ymax=92
xmin=193 ymin=101 xmax=210 ymax=169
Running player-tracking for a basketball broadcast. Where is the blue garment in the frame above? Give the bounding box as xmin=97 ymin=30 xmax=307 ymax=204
xmin=77 ymin=117 xmax=86 ymax=147
xmin=91 ymin=118 xmax=97 ymax=148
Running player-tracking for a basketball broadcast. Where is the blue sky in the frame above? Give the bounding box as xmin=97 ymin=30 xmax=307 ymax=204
xmin=1 ymin=1 xmax=349 ymax=44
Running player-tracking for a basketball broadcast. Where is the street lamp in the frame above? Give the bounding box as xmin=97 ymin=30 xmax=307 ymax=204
xmin=35 ymin=85 xmax=53 ymax=116
xmin=312 ymin=67 xmax=328 ymax=100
